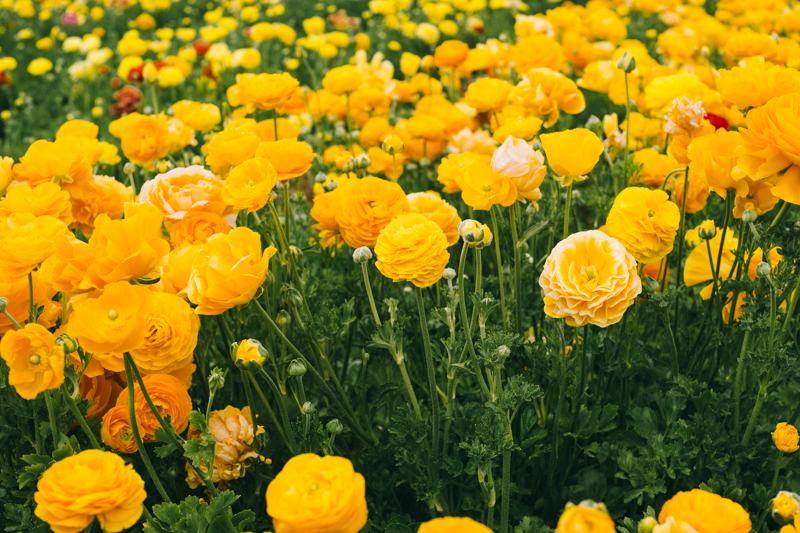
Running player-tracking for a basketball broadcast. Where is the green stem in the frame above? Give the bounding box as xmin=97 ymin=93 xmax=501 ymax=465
xmin=509 ymin=203 xmax=523 ymax=335
xmin=43 ymin=389 xmax=59 ymax=449
xmin=623 ymin=71 xmax=631 ymax=186
xmin=361 ymin=262 xmax=381 ymax=327
xmin=664 ymin=310 xmax=680 ymax=376
xmin=457 ymin=243 xmax=492 ymax=401
xmin=673 ymin=166 xmax=690 ymax=338
xmin=61 ymin=384 xmax=102 ymax=449
xmin=27 ymin=272 xmax=34 ymax=324
xmin=397 ymin=358 xmax=423 ymax=421
xmin=500 ymin=448 xmax=511 ymax=533
xmin=733 ymin=330 xmax=751 ymax=440
xmin=272 ymin=108 xmax=279 ymax=141
xmin=563 ymin=181 xmax=573 ymax=240
xmin=246 ymin=370 xmax=290 ymax=450
xmin=3 ymin=310 xmax=22 ymax=330
xmin=415 ymin=286 xmax=440 ymax=475
xmin=283 ymin=182 xmax=291 ymax=249
xmin=490 ymin=209 xmax=507 ymax=333
xmin=254 ymin=366 xmax=299 ymax=455
xmin=149 ymin=83 xmax=159 ymax=114
xmin=770 ymin=202 xmax=792 ymax=228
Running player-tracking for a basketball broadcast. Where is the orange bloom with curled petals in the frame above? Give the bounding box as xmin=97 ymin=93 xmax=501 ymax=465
xmin=227 ymin=72 xmax=300 ymax=112
xmin=109 ymin=113 xmax=170 ymax=170
xmin=0 ymin=271 xmax=58 ymax=335
xmin=171 ymin=100 xmax=221 ymax=132
xmin=437 ymin=152 xmax=489 ymax=194
xmin=139 ymin=165 xmax=235 ymax=223
xmin=717 ymin=57 xmax=800 ymax=109
xmin=101 ymin=405 xmax=139 ymax=454
xmin=0 ymin=324 xmax=64 ymax=400
xmin=659 ymin=489 xmax=751 ymax=533
xmin=336 ymin=177 xmax=409 ymax=248
xmin=116 ymin=373 xmax=192 ymax=441
xmin=255 ymin=138 xmax=315 ymax=182
xmin=168 ymin=211 xmax=232 ymax=248
xmin=12 ymin=138 xmax=92 ymax=188
xmin=66 ymin=175 xmax=133 ymax=236
xmin=434 ymin=40 xmax=469 ymax=68
xmin=0 ymin=213 xmax=71 ymax=278
xmin=407 ymin=192 xmax=462 ymax=246
xmin=40 ymin=235 xmax=95 ymax=293
xmin=376 ymin=213 xmax=450 ymax=288
xmin=0 ymin=182 xmax=72 ymax=225
xmin=79 ymin=372 xmax=121 ymax=419
xmin=310 ymin=179 xmax=354 ymax=248
xmin=605 ymin=187 xmax=681 ymax=264
xmin=204 ymin=124 xmax=261 ymax=168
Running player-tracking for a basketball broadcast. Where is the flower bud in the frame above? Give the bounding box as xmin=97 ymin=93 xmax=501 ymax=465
xmin=742 ymin=209 xmax=757 ymax=223
xmin=382 ymin=134 xmax=404 ymax=155
xmin=285 ymin=288 xmax=303 ymax=307
xmin=276 ymin=309 xmax=291 ymax=327
xmin=354 ymin=153 xmax=371 ymax=169
xmin=326 ymin=418 xmax=343 ymax=434
xmin=497 ymin=345 xmax=510 ymax=358
xmin=191 ymin=155 xmax=204 ymax=165
xmin=123 ymin=162 xmax=137 ymax=175
xmin=325 ymin=180 xmax=339 ymax=192
xmin=756 ymin=261 xmax=772 ymax=278
xmin=264 ymin=270 xmax=276 ymax=286
xmin=0 ymin=296 xmax=8 ymax=313
xmin=585 ymin=115 xmax=603 ymax=138
xmin=208 ymin=367 xmax=225 ymax=393
xmin=698 ymin=225 xmax=717 ymax=241
xmin=638 ymin=517 xmax=658 ymax=533
xmin=475 ymin=223 xmax=493 ymax=249
xmin=55 ymin=333 xmax=79 ymax=355
xmin=315 ymin=171 xmax=328 ymax=183
xmin=419 ymin=158 xmax=431 ymax=168
xmin=342 ymin=157 xmax=355 ymax=173
xmin=772 ymin=491 xmax=800 ymax=524
xmin=443 ymin=268 xmax=456 ymax=280
xmin=616 ymin=50 xmax=636 ymax=73
xmin=458 ymin=219 xmax=485 ymax=244
xmin=353 ymin=246 xmax=373 ymax=264
xmin=288 ymin=359 xmax=307 ymax=377
xmin=233 ymin=339 xmax=267 ymax=365
xmin=301 ymin=401 xmax=316 ymax=415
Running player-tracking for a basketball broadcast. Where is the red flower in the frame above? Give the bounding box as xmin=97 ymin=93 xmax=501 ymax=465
xmin=193 ymin=40 xmax=211 ymax=57
xmin=706 ymin=113 xmax=729 ymax=131
xmin=109 ymin=85 xmax=143 ymax=118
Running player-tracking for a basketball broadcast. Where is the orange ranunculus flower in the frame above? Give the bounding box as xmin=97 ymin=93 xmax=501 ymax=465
xmin=68 ymin=281 xmax=153 ymax=354
xmin=310 ymin=180 xmax=353 ymax=248
xmin=204 ymin=124 xmax=262 ymax=168
xmin=34 ymin=449 xmax=146 ymax=533
xmin=84 ymin=206 xmax=170 ymax=289
xmin=684 ymin=229 xmax=738 ymax=300
xmin=437 ymin=152 xmax=490 ymax=193
xmin=732 ymin=178 xmax=779 ymax=219
xmin=0 ymin=213 xmax=71 ymax=278
xmin=735 ymin=93 xmax=800 ymax=204
xmin=154 ymin=244 xmax=202 ymax=298
xmin=139 ymin=165 xmax=235 ymax=223
xmin=109 ymin=112 xmax=171 ymax=170
xmin=539 ymin=230 xmax=642 ymax=327
xmin=556 ymin=503 xmax=615 ymax=533
xmin=605 ymin=187 xmax=681 ymax=264
xmin=434 ymin=40 xmax=469 ymax=68
xmin=375 ymin=213 xmax=450 ymax=288
xmin=366 ymin=147 xmax=405 ymax=181
xmin=0 ymin=156 xmax=14 ymax=194
xmin=774 ymin=422 xmax=800 ymax=453
xmin=541 ymin=128 xmax=604 ymax=185
xmin=255 ymin=138 xmax=315 ymax=181
xmin=168 ymin=211 xmax=232 ymax=248
xmin=511 ymin=68 xmax=586 ymax=128
xmin=0 ymin=271 xmax=58 ymax=334
xmin=336 ymin=177 xmax=409 ymax=248
xmin=632 ymin=149 xmax=682 ymax=188
xmin=79 ymin=372 xmax=121 ymax=419
xmin=511 ymin=34 xmax=566 ymax=73
xmin=491 ymin=136 xmax=547 ymax=202
xmin=672 ymin=170 xmax=710 ymax=215
xmin=407 ymin=114 xmax=447 ymax=143
xmin=322 ymin=65 xmax=363 ymax=95
xmin=116 ymin=373 xmax=192 ymax=441
xmin=101 ymin=405 xmax=139 ymax=453
xmin=12 ymin=138 xmax=92 ymax=188
xmin=718 ymin=57 xmax=800 ymax=109
xmin=688 ymin=130 xmax=745 ymax=198
xmin=419 ymin=518 xmax=492 ymax=533
xmin=359 ymin=117 xmax=394 ymax=148
xmin=227 ymin=72 xmax=300 ymax=112
xmin=40 ymin=235 xmax=95 ymax=293
xmin=188 ymin=227 xmax=276 ymax=315
xmin=0 ymin=182 xmax=72 ymax=225
xmin=171 ymin=100 xmax=221 ymax=132
xmin=128 ymin=292 xmax=200 ymax=375
xmin=659 ymin=490 xmax=751 ymax=533
xmin=56 ymin=119 xmax=99 ymax=140
xmin=185 ymin=405 xmax=263 ymax=488
xmin=223 ymin=158 xmax=277 ymax=214
xmin=0 ymin=323 xmax=64 ymax=400
xmin=267 ymin=454 xmax=368 ymax=533
xmin=454 ymin=160 xmax=517 ymax=210
xmin=67 ymin=175 xmax=132 ymax=235
xmin=464 ymin=78 xmax=512 ymax=113
xmin=407 ymin=192 xmax=461 ymax=246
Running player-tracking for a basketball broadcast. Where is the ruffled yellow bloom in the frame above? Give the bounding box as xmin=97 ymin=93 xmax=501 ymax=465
xmin=464 ymin=78 xmax=512 ymax=113
xmin=605 ymin=187 xmax=681 ymax=264
xmin=336 ymin=177 xmax=409 ymax=248
xmin=13 ymin=138 xmax=92 ymax=187
xmin=454 ymin=160 xmax=517 ymax=210
xmin=419 ymin=517 xmax=493 ymax=533
xmin=407 ymin=192 xmax=461 ymax=246
xmin=774 ymin=423 xmax=800 ymax=453
xmin=539 ymin=230 xmax=641 ymax=327
xmin=101 ymin=405 xmax=139 ymax=454
xmin=322 ymin=65 xmax=363 ymax=95
xmin=204 ymin=123 xmax=261 ymax=168
xmin=672 ymin=171 xmax=710 ymax=215
xmin=658 ymin=490 xmax=751 ymax=533
xmin=718 ymin=57 xmax=800 ymax=109
xmin=116 ymin=374 xmax=192 ymax=441
xmin=437 ymin=152 xmax=490 ymax=193
xmin=109 ymin=113 xmax=171 ymax=170
xmin=632 ymin=149 xmax=682 ymax=188
xmin=34 ymin=450 xmax=146 ymax=533
xmin=223 ymin=158 xmax=277 ymax=213
xmin=0 ymin=323 xmax=64 ymax=400
xmin=375 ymin=213 xmax=450 ymax=288
xmin=227 ymin=72 xmax=300 ymax=112
xmin=171 ymin=100 xmax=221 ymax=132
xmin=0 ymin=213 xmax=71 ymax=278
xmin=255 ymin=138 xmax=315 ymax=182
xmin=541 ymin=129 xmax=604 ymax=186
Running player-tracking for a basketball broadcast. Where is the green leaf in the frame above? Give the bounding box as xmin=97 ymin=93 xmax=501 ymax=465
xmin=183 ymin=410 xmax=216 ymax=475
xmin=517 ymin=220 xmax=550 ymax=248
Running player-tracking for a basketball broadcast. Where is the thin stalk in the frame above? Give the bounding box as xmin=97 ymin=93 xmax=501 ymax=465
xmin=673 ymin=167 xmax=690 ymax=338
xmin=457 ymin=243 xmax=493 ymax=401
xmin=742 ymin=286 xmax=777 ymax=446
xmin=733 ymin=330 xmax=751 ymax=440
xmin=500 ymin=448 xmax=512 ymax=533
xmin=563 ymin=181 xmax=573 ymax=240
xmin=415 ymin=286 xmax=441 ymax=474
xmin=770 ymin=202 xmax=792 ymax=228
xmin=27 ymin=272 xmax=34 ymax=323
xmin=272 ymin=109 xmax=279 ymax=141
xmin=397 ymin=359 xmax=423 ymax=420
xmin=361 ymin=262 xmax=381 ymax=327
xmin=490 ymin=207 xmax=508 ymax=332
xmin=239 ymin=368 xmax=261 ymax=446
xmin=664 ymin=311 xmax=680 ymax=376
xmin=3 ymin=310 xmax=22 ymax=329
xmin=509 ymin=203 xmax=523 ymax=334
xmin=43 ymin=390 xmax=59 ymax=449
xmin=123 ymin=354 xmax=182 ymax=451
xmin=283 ymin=183 xmax=291 ymax=249
xmin=623 ymin=72 xmax=631 ymax=187
xmin=61 ymin=384 xmax=102 ymax=449
xmin=246 ymin=371 xmax=290 ymax=450
xmin=254 ymin=366 xmax=299 ymax=455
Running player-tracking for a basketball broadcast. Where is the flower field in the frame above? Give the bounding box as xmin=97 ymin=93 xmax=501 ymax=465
xmin=2 ymin=0 xmax=800 ymax=531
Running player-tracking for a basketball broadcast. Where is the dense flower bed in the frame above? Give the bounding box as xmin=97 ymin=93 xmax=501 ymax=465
xmin=1 ymin=0 xmax=800 ymax=532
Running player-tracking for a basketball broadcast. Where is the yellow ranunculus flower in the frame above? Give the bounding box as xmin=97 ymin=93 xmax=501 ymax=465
xmin=235 ymin=339 xmax=266 ymax=365
xmin=0 ymin=182 xmax=72 ymax=225
xmin=322 ymin=65 xmax=363 ymax=95
xmin=227 ymin=72 xmax=300 ymax=112
xmin=100 ymin=405 xmax=137 ymax=454
xmin=718 ymin=57 xmax=800 ymax=109
xmin=605 ymin=187 xmax=681 ymax=264
xmin=336 ymin=177 xmax=409 ymax=248
xmin=419 ymin=517 xmax=493 ymax=533
xmin=407 ymin=192 xmax=461 ymax=246
xmin=773 ymin=492 xmax=800 ymax=523
xmin=540 ymin=128 xmax=604 ymax=185
xmin=34 ymin=450 xmax=146 ymax=533
xmin=539 ymin=230 xmax=641 ymax=327
xmin=659 ymin=489 xmax=751 ymax=533
xmin=223 ymin=158 xmax=277 ymax=213
xmin=556 ymin=502 xmax=615 ymax=533
xmin=0 ymin=323 xmax=64 ymax=400
xmin=27 ymin=58 xmax=52 ymax=76
xmin=255 ymin=138 xmax=315 ymax=182
xmin=0 ymin=213 xmax=71 ymax=278
xmin=774 ymin=422 xmax=800 ymax=453
xmin=267 ymin=454 xmax=367 ymax=533
xmin=464 ymin=78 xmax=512 ymax=113
xmin=109 ymin=113 xmax=171 ymax=170
xmin=454 ymin=160 xmax=517 ymax=210
xmin=204 ymin=125 xmax=262 ymax=168
xmin=171 ymin=100 xmax=221 ymax=133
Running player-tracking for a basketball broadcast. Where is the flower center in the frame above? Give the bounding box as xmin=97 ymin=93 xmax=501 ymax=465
xmin=648 ymin=210 xmax=655 ymax=217
xmin=29 ymin=354 xmax=41 ymax=365
xmin=580 ymin=265 xmax=598 ymax=289
xmin=108 ymin=309 xmax=119 ymax=321
xmin=482 ymin=184 xmax=492 ymax=192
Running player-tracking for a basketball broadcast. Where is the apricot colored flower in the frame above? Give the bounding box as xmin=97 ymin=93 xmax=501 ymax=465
xmin=171 ymin=100 xmax=221 ymax=132
xmin=267 ymin=454 xmax=368 ymax=533
xmin=79 ymin=372 xmax=121 ymax=419
xmin=12 ymin=138 xmax=92 ymax=187
xmin=735 ymin=94 xmax=800 ymax=204
xmin=437 ymin=152 xmax=489 ymax=193
xmin=223 ymin=158 xmax=277 ymax=213
xmin=0 ymin=213 xmax=71 ymax=277
xmin=139 ymin=165 xmax=234 ymax=223
xmin=419 ymin=518 xmax=492 ymax=533
xmin=116 ymin=373 xmax=192 ymax=441
xmin=541 ymin=129 xmax=604 ymax=185
xmin=84 ymin=206 xmax=170 ymax=288
xmin=40 ymin=235 xmax=95 ymax=293
xmin=204 ymin=125 xmax=262 ymax=168
xmin=322 ymin=65 xmax=363 ymax=95
xmin=155 ymin=244 xmax=202 ymax=298
xmin=336 ymin=177 xmax=409 ymax=248
xmin=455 ymin=160 xmax=517 ymax=210
xmin=0 ymin=324 xmax=65 ymax=400
xmin=128 ymin=292 xmax=200 ymax=374
xmin=556 ymin=504 xmax=615 ymax=533
xmin=34 ymin=450 xmax=146 ymax=533
xmin=188 ymin=227 xmax=276 ymax=315
xmin=186 ymin=405 xmax=262 ymax=488
xmin=0 ymin=182 xmax=72 ymax=225
xmin=169 ymin=211 xmax=232 ymax=248
xmin=464 ymin=78 xmax=512 ymax=113
xmin=605 ymin=187 xmax=681 ymax=264
xmin=632 ymin=149 xmax=681 ymax=188
xmin=539 ymin=230 xmax=642 ymax=327
xmin=659 ymin=490 xmax=751 ymax=533
xmin=434 ymin=40 xmax=469 ymax=68
xmin=101 ymin=405 xmax=139 ymax=454
xmin=68 ymin=281 xmax=153 ymax=354
xmin=68 ymin=175 xmax=133 ymax=236
xmin=407 ymin=192 xmax=461 ymax=245
xmin=491 ymin=136 xmax=547 ymax=202
xmin=0 ymin=271 xmax=58 ymax=334
xmin=683 ymin=230 xmax=737 ymax=300
xmin=255 ymin=138 xmax=315 ymax=181
xmin=672 ymin=171 xmax=710 ymax=215
xmin=375 ymin=213 xmax=450 ymax=288
xmin=774 ymin=423 xmax=800 ymax=453
xmin=109 ymin=113 xmax=171 ymax=170
xmin=227 ymin=72 xmax=300 ymax=111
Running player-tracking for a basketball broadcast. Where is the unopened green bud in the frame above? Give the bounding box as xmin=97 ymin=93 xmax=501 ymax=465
xmin=208 ymin=367 xmax=225 ymax=393
xmin=276 ymin=309 xmax=292 ymax=327
xmin=288 ymin=359 xmax=307 ymax=377
xmin=354 ymin=153 xmax=371 ymax=169
xmin=756 ymin=262 xmax=772 ymax=278
xmin=643 ymin=276 xmax=660 ymax=293
xmin=443 ymin=268 xmax=456 ymax=280
xmin=0 ymin=297 xmax=8 ymax=313
xmin=55 ymin=334 xmax=79 ymax=355
xmin=326 ymin=418 xmax=343 ymax=434
xmin=353 ymin=246 xmax=373 ymax=264
xmin=315 ymin=171 xmax=328 ymax=183
xmin=616 ymin=50 xmax=636 ymax=73
xmin=123 ymin=162 xmax=137 ymax=175
xmin=301 ymin=401 xmax=316 ymax=415
xmin=742 ymin=209 xmax=757 ymax=223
